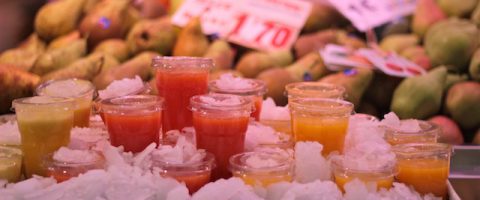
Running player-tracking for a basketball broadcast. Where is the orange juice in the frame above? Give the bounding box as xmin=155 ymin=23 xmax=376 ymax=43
xmin=74 ymin=100 xmax=92 ymax=128
xmin=234 ymin=171 xmax=293 ymax=187
xmin=334 ymin=174 xmax=393 ymax=191
xmin=289 ymin=98 xmax=353 ymax=156
xmin=384 ymin=120 xmax=439 ymax=145
xmin=260 ymin=119 xmax=291 ymax=135
xmin=44 ymin=150 xmax=104 ymax=183
xmin=0 ymin=146 xmax=22 ymax=182
xmin=393 ymin=143 xmax=451 ymax=198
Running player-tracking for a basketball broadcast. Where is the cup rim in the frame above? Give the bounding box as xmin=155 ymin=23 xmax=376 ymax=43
xmin=36 ymin=78 xmax=95 ymax=98
xmin=288 ymin=98 xmax=354 ymax=113
xmin=43 ymin=150 xmax=105 ymax=168
xmin=12 ymin=96 xmax=75 ymax=111
xmin=330 ymin=156 xmax=397 ymax=175
xmin=229 ymin=151 xmax=293 ymax=173
xmin=99 ymin=95 xmax=164 ymax=114
xmin=151 ymin=152 xmax=216 ymax=171
xmin=190 ymin=93 xmax=253 ymax=112
xmin=285 ymin=82 xmax=346 ymax=98
xmin=209 ymin=79 xmax=267 ymax=96
xmin=152 ymin=56 xmax=214 ymax=70
xmin=392 ymin=143 xmax=453 ymax=157
xmin=382 ymin=120 xmax=439 ymax=136
xmin=97 ymin=81 xmax=151 ymax=101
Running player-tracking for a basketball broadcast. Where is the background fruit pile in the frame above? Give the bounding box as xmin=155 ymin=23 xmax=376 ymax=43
xmin=0 ymin=0 xmax=479 ymax=144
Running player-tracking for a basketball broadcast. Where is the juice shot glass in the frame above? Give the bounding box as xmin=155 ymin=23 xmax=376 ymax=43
xmin=229 ymin=151 xmax=294 ymax=187
xmin=0 ymin=146 xmax=22 ymax=183
xmin=44 ymin=149 xmax=104 ymax=183
xmin=285 ymin=82 xmax=346 ymax=102
xmin=393 ymin=143 xmax=452 ymax=198
xmin=331 ymin=157 xmax=396 ymax=192
xmin=383 ymin=120 xmax=439 ymax=145
xmin=191 ymin=94 xmax=253 ymax=180
xmin=289 ymin=98 xmax=353 ymax=156
xmin=101 ymin=95 xmax=163 ymax=153
xmin=13 ymin=96 xmax=75 ymax=178
xmin=36 ymin=79 xmax=95 ymax=128
xmin=209 ymin=75 xmax=267 ymax=121
xmin=153 ymin=152 xmax=215 ymax=193
xmin=154 ymin=56 xmax=212 ymax=135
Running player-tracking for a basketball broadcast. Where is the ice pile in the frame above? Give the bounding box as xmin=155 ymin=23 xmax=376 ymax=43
xmin=264 ymin=180 xmax=343 ymax=200
xmin=0 ymin=121 xmax=21 ymax=146
xmin=294 ymin=142 xmax=331 ymax=183
xmin=341 ymin=113 xmax=396 ymax=171
xmin=245 ymin=154 xmax=278 ymax=168
xmin=53 ymin=147 xmax=100 ymax=163
xmin=69 ymin=127 xmax=109 ymax=150
xmin=214 ymin=73 xmax=253 ymax=90
xmin=200 ymin=95 xmax=241 ymax=106
xmin=381 ymin=112 xmax=421 ymax=132
xmin=152 ymin=135 xmax=205 ymax=165
xmin=245 ymin=123 xmax=292 ymax=151
xmin=343 ymin=179 xmax=441 ymax=200
xmin=260 ymin=98 xmax=290 ymax=121
xmin=192 ymin=178 xmax=261 ymax=200
xmin=98 ymin=76 xmax=145 ymax=100
xmin=43 ymin=79 xmax=91 ymax=97
xmin=163 ymin=128 xmax=196 ymax=146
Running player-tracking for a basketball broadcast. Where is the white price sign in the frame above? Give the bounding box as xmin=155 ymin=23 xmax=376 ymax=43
xmin=327 ymin=0 xmax=417 ymax=32
xmin=172 ymin=0 xmax=312 ymax=51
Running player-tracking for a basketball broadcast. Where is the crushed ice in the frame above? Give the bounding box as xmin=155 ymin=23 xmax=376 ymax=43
xmin=98 ymin=76 xmax=144 ymax=100
xmin=259 ymin=98 xmax=290 ymax=121
xmin=214 ymin=73 xmax=254 ymax=90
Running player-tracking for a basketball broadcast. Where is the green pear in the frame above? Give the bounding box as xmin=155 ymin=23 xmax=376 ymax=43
xmin=302 ymin=3 xmax=346 ymax=33
xmin=173 ymin=18 xmax=209 ymax=56
xmin=445 ymin=81 xmax=480 ymax=130
xmin=127 ymin=17 xmax=177 ymax=55
xmin=294 ymin=29 xmax=338 ymax=58
xmin=94 ymin=39 xmax=130 ymax=62
xmin=425 ymin=18 xmax=478 ymax=72
xmin=93 ymin=51 xmax=160 ymax=89
xmin=438 ymin=0 xmax=478 ymax=17
xmin=34 ymin=0 xmax=86 ymax=41
xmin=391 ymin=67 xmax=447 ymax=119
xmin=0 ymin=65 xmax=40 ymax=114
xmin=31 ymin=39 xmax=87 ymax=75
xmin=380 ymin=34 xmax=419 ymax=53
xmin=318 ymin=68 xmax=374 ymax=107
xmin=0 ymin=34 xmax=46 ymax=71
xmin=204 ymin=40 xmax=235 ymax=71
xmin=412 ymin=0 xmax=446 ymax=37
xmin=469 ymin=48 xmax=480 ymax=81
xmin=235 ymin=50 xmax=293 ymax=78
xmin=444 ymin=72 xmax=468 ymax=90
xmin=400 ymin=46 xmax=431 ymax=70
xmin=48 ymin=31 xmax=81 ymax=50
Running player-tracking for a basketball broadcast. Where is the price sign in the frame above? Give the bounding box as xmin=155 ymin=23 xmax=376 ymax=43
xmin=172 ymin=0 xmax=312 ymax=51
xmin=327 ymin=0 xmax=416 ymax=32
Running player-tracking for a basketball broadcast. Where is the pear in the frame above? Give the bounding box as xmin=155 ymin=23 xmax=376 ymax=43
xmin=48 ymin=31 xmax=81 ymax=50
xmin=204 ymin=40 xmax=235 ymax=71
xmin=412 ymin=0 xmax=446 ymax=38
xmin=469 ymin=48 xmax=480 ymax=81
xmin=168 ymin=0 xmax=184 ymax=15
xmin=136 ymin=0 xmax=168 ymax=19
xmin=127 ymin=17 xmax=177 ymax=55
xmin=18 ymin=34 xmax=46 ymax=53
xmin=41 ymin=53 xmax=117 ymax=82
xmin=438 ymin=0 xmax=478 ymax=17
xmin=94 ymin=39 xmax=130 ymax=62
xmin=400 ymin=46 xmax=431 ymax=70
xmin=235 ymin=50 xmax=293 ymax=78
xmin=302 ymin=3 xmax=346 ymax=33
xmin=473 ymin=129 xmax=480 ymax=144
xmin=79 ymin=0 xmax=131 ymax=48
xmin=173 ymin=18 xmax=209 ymax=56
xmin=0 ymin=65 xmax=40 ymax=114
xmin=93 ymin=51 xmax=160 ymax=89
xmin=318 ymin=68 xmax=374 ymax=107
xmin=209 ymin=70 xmax=243 ymax=81
xmin=31 ymin=39 xmax=87 ymax=75
xmin=391 ymin=67 xmax=447 ymax=119
xmin=83 ymin=0 xmax=101 ymax=14
xmin=428 ymin=115 xmax=464 ymax=145
xmin=0 ymin=34 xmax=46 ymax=71
xmin=380 ymin=34 xmax=419 ymax=53
xmin=381 ymin=19 xmax=411 ymax=37
xmin=294 ymin=29 xmax=338 ymax=58
xmin=444 ymin=72 xmax=468 ymax=90
xmin=256 ymin=52 xmax=330 ymax=105
xmin=471 ymin=3 xmax=480 ymax=26
xmin=445 ymin=81 xmax=480 ymax=130
xmin=34 ymin=0 xmax=85 ymax=41
xmin=425 ymin=18 xmax=478 ymax=72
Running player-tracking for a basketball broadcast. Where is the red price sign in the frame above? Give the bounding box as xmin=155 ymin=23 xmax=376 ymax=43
xmin=172 ymin=0 xmax=311 ymax=51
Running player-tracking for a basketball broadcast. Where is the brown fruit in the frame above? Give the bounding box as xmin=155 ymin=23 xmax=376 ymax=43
xmin=173 ymin=17 xmax=209 ymax=57
xmin=428 ymin=115 xmax=464 ymax=145
xmin=0 ymin=65 xmax=40 ymax=114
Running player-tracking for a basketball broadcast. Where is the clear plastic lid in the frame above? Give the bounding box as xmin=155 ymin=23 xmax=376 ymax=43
xmin=209 ymin=75 xmax=267 ymax=96
xmin=36 ymin=78 xmax=95 ymax=99
xmin=285 ymin=82 xmax=346 ymax=99
xmin=152 ymin=56 xmax=213 ymax=71
xmin=100 ymin=95 xmax=163 ymax=115
xmin=190 ymin=93 xmax=254 ymax=113
xmin=229 ymin=151 xmax=293 ymax=173
xmin=289 ymin=97 xmax=354 ymax=116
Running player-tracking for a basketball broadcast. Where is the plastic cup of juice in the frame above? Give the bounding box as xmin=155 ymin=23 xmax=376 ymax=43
xmin=100 ymin=95 xmax=163 ymax=153
xmin=331 ymin=157 xmax=396 ymax=192
xmin=152 ymin=152 xmax=215 ymax=193
xmin=229 ymin=151 xmax=294 ymax=187
xmin=392 ymin=143 xmax=452 ymax=198
xmin=209 ymin=75 xmax=267 ymax=121
xmin=43 ymin=149 xmax=104 ymax=183
xmin=190 ymin=93 xmax=253 ymax=180
xmin=36 ymin=79 xmax=95 ymax=128
xmin=383 ymin=120 xmax=439 ymax=145
xmin=153 ymin=56 xmax=213 ymax=136
xmin=259 ymin=119 xmax=291 ymax=135
xmin=13 ymin=96 xmax=75 ymax=178
xmin=289 ymin=98 xmax=353 ymax=156
xmin=285 ymin=82 xmax=346 ymax=102
xmin=0 ymin=146 xmax=22 ymax=183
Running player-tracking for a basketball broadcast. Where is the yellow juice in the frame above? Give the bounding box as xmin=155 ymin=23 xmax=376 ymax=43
xmin=73 ymin=99 xmax=92 ymax=128
xmin=18 ymin=115 xmax=72 ymax=177
xmin=334 ymin=173 xmax=394 ymax=192
xmin=292 ymin=116 xmax=349 ymax=155
xmin=396 ymin=159 xmax=449 ymax=198
xmin=0 ymin=147 xmax=22 ymax=182
xmin=260 ymin=119 xmax=292 ymax=135
xmin=234 ymin=171 xmax=293 ymax=187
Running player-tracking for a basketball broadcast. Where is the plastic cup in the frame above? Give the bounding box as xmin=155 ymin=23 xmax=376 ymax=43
xmin=13 ymin=96 xmax=75 ymax=178
xmin=392 ymin=143 xmax=452 ymax=198
xmin=36 ymin=79 xmax=95 ymax=128
xmin=43 ymin=151 xmax=104 ymax=183
xmin=259 ymin=119 xmax=292 ymax=135
xmin=383 ymin=120 xmax=439 ymax=145
xmin=101 ymin=95 xmax=163 ymax=153
xmin=285 ymin=82 xmax=346 ymax=103
xmin=190 ymin=93 xmax=253 ymax=180
xmin=153 ymin=56 xmax=213 ymax=136
xmin=152 ymin=152 xmax=215 ymax=193
xmin=289 ymin=98 xmax=353 ymax=156
xmin=331 ymin=157 xmax=396 ymax=192
xmin=0 ymin=146 xmax=22 ymax=183
xmin=209 ymin=78 xmax=266 ymax=121
xmin=229 ymin=151 xmax=294 ymax=187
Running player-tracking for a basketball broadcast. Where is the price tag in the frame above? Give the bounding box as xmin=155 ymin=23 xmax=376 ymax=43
xmin=327 ymin=0 xmax=416 ymax=32
xmin=172 ymin=0 xmax=312 ymax=51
